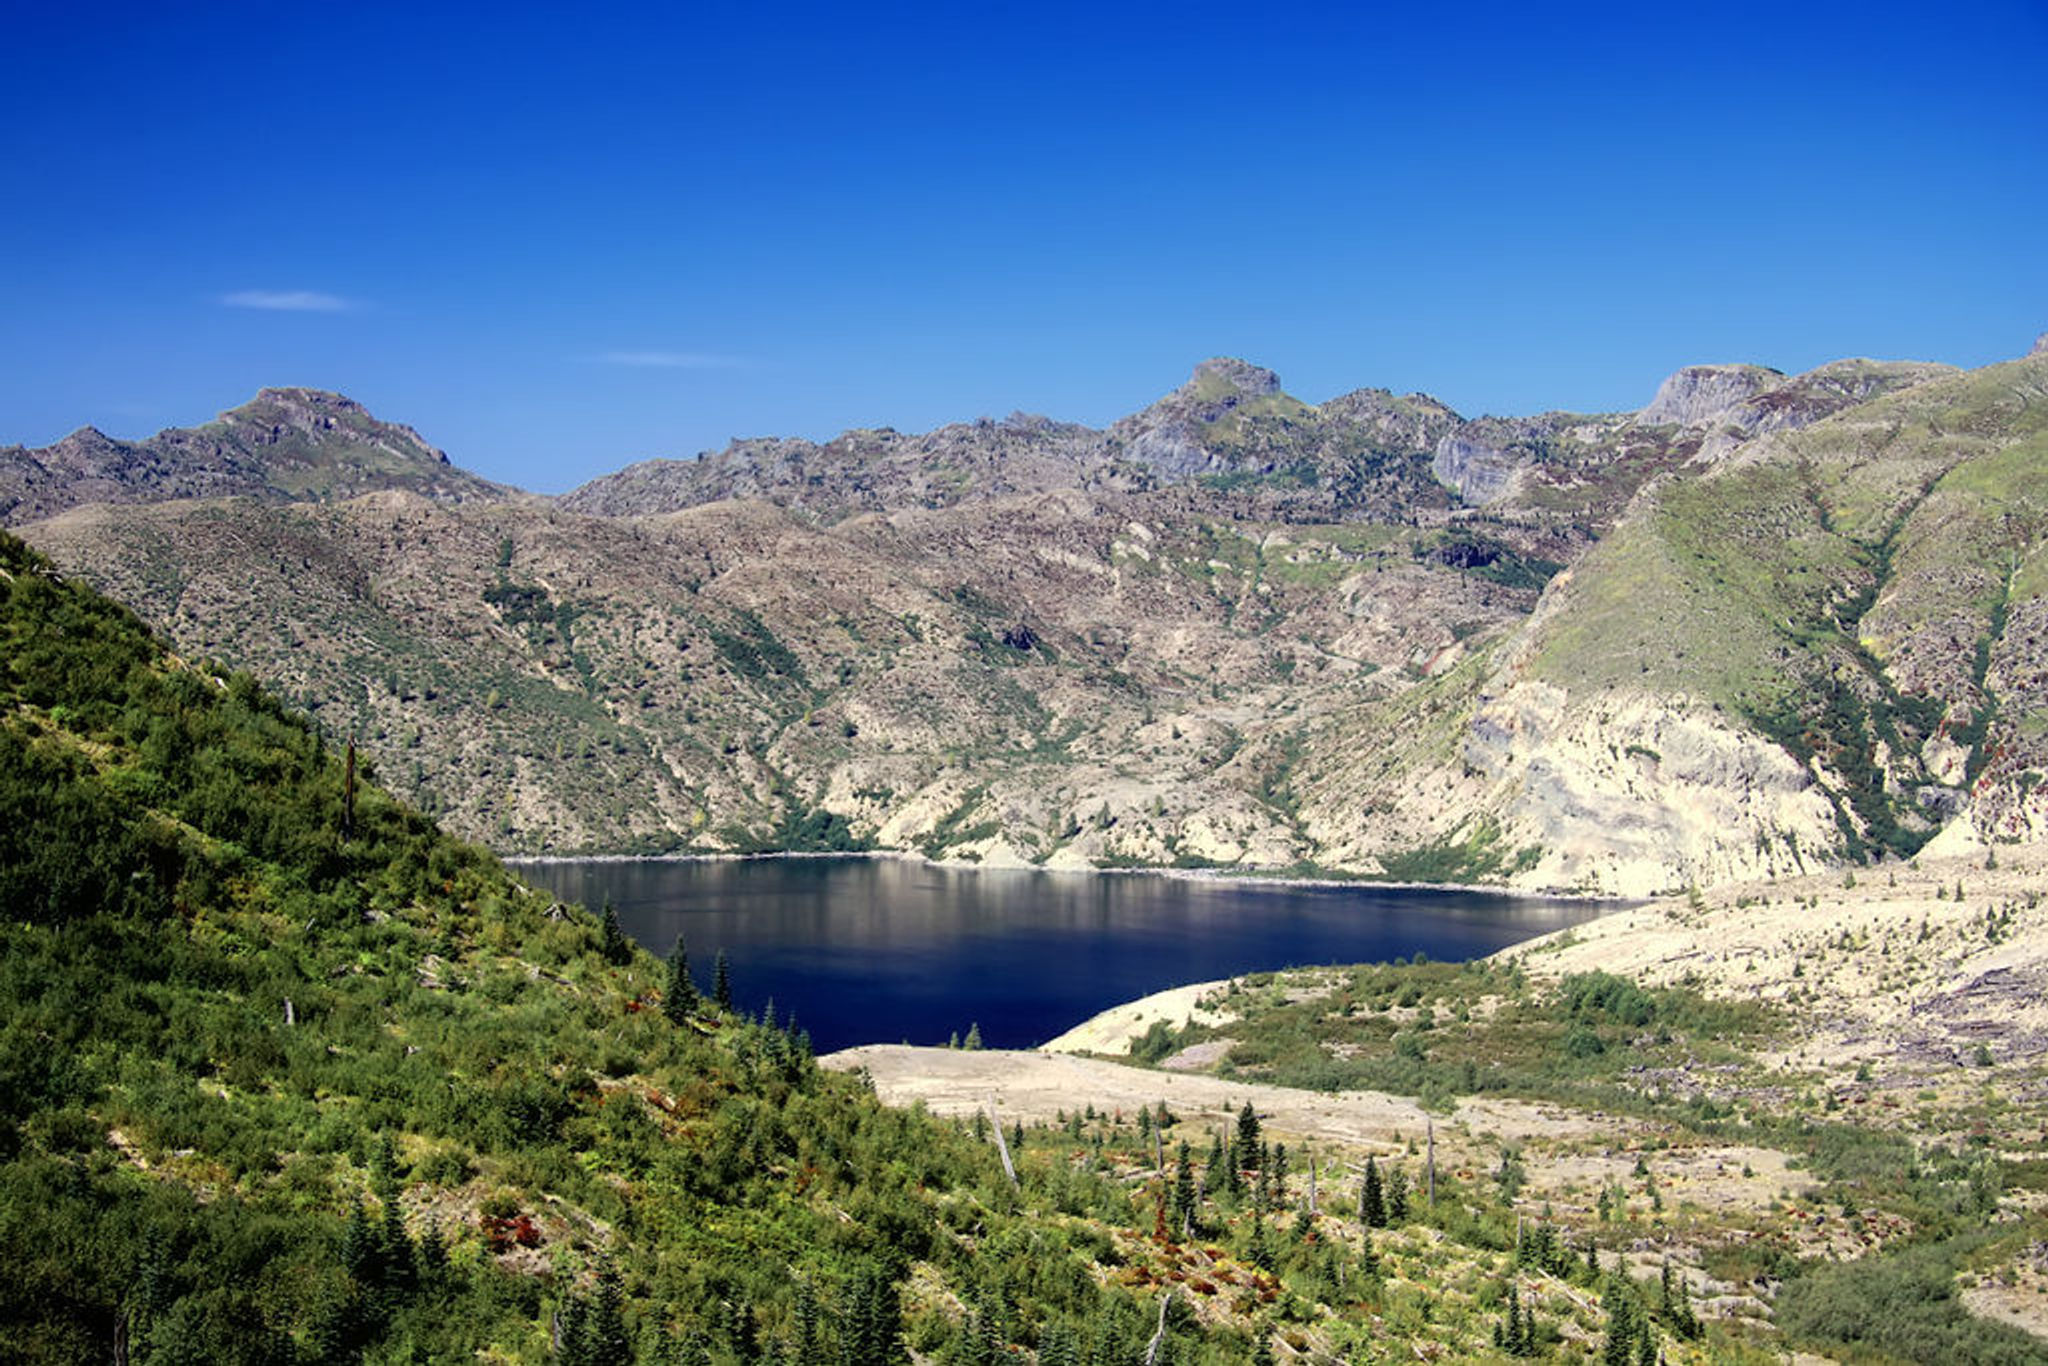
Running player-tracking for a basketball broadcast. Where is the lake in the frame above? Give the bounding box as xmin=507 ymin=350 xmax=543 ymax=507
xmin=517 ymin=856 xmax=1608 ymax=1053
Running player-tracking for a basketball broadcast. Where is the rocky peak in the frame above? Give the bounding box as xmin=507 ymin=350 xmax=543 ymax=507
xmin=1637 ymin=364 xmax=1786 ymax=429
xmin=2032 ymin=331 xmax=2048 ymax=357
xmin=1185 ymin=357 xmax=1282 ymax=398
xmin=218 ymin=388 xmax=452 ymax=466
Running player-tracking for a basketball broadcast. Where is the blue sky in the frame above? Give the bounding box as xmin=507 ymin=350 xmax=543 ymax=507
xmin=3 ymin=1 xmax=2043 ymax=493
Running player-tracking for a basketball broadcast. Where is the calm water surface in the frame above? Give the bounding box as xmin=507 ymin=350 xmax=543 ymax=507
xmin=518 ymin=857 xmax=1608 ymax=1053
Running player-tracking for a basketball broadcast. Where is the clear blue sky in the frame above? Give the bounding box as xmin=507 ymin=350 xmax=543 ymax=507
xmin=4 ymin=1 xmax=2043 ymax=493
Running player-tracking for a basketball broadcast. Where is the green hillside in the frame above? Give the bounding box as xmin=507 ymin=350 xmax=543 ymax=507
xmin=0 ymin=530 xmax=1208 ymax=1362
xmin=1528 ymin=350 xmax=2048 ymax=862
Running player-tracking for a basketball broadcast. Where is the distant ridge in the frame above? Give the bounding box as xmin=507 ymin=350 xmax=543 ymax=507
xmin=0 ymin=387 xmax=511 ymax=525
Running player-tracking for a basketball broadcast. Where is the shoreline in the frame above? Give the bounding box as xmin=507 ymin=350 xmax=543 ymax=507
xmin=502 ymin=846 xmax=1634 ymax=905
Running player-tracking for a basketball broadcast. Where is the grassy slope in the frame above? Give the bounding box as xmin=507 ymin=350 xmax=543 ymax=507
xmin=1524 ymin=352 xmax=2048 ymax=861
xmin=0 ymin=530 xmax=1216 ymax=1363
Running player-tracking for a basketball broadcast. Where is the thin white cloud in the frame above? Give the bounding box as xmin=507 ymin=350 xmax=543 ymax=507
xmin=592 ymin=350 xmax=740 ymax=369
xmin=221 ymin=289 xmax=355 ymax=312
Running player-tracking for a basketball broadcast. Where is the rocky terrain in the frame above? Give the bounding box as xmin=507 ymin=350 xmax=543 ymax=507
xmin=0 ymin=387 xmax=509 ymax=522
xmin=9 ymin=344 xmax=2044 ymax=894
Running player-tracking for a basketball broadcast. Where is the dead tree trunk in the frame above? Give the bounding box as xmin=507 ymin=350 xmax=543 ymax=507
xmin=986 ymin=1097 xmax=1018 ymax=1188
xmin=1142 ymin=1289 xmax=1176 ymax=1366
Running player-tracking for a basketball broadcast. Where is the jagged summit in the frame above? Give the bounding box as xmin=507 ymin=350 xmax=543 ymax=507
xmin=1184 ymin=356 xmax=1284 ymax=398
xmin=1637 ymin=364 xmax=1785 ymax=428
xmin=0 ymin=388 xmax=506 ymax=526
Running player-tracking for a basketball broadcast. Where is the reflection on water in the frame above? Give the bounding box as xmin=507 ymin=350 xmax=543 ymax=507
xmin=518 ymin=856 xmax=1608 ymax=1053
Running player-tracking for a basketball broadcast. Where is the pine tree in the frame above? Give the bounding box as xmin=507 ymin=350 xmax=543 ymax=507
xmin=841 ymin=1263 xmax=904 ymax=1366
xmin=726 ymin=1297 xmax=761 ymax=1363
xmin=963 ymin=1021 xmax=983 ymax=1050
xmin=1271 ymin=1143 xmax=1289 ymax=1203
xmin=713 ymin=949 xmax=733 ymax=1010
xmin=1386 ymin=1164 xmax=1409 ymax=1223
xmin=600 ymin=898 xmax=630 ymax=966
xmin=1246 ymin=1215 xmax=1275 ymax=1272
xmin=587 ymin=1257 xmax=631 ymax=1366
xmin=1602 ymin=1277 xmax=1639 ymax=1366
xmin=1237 ymin=1103 xmax=1262 ymax=1166
xmin=1171 ymin=1141 xmax=1198 ymax=1235
xmin=341 ymin=1200 xmax=377 ymax=1284
xmin=1038 ymin=1323 xmax=1080 ymax=1366
xmin=416 ymin=1218 xmax=448 ymax=1284
xmin=557 ymin=1291 xmax=591 ymax=1365
xmin=961 ymin=1288 xmax=1001 ymax=1366
xmin=665 ymin=936 xmax=696 ymax=1023
xmin=793 ymin=1279 xmax=824 ymax=1366
xmin=1203 ymin=1130 xmax=1225 ymax=1195
xmin=378 ymin=1186 xmax=416 ymax=1294
xmin=1360 ymin=1156 xmax=1386 ymax=1228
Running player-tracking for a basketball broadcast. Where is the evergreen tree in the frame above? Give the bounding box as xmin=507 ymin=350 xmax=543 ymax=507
xmin=1171 ymin=1141 xmax=1198 ymax=1235
xmin=587 ymin=1258 xmax=631 ymax=1366
xmin=378 ymin=1187 xmax=416 ymax=1294
xmin=341 ymin=1200 xmax=377 ymax=1285
xmin=1660 ymin=1260 xmax=1699 ymax=1340
xmin=1085 ymin=1318 xmax=1120 ymax=1366
xmin=726 ymin=1297 xmax=761 ymax=1363
xmin=1360 ymin=1156 xmax=1386 ymax=1228
xmin=1271 ymin=1143 xmax=1289 ymax=1203
xmin=1138 ymin=1106 xmax=1152 ymax=1141
xmin=416 ymin=1218 xmax=448 ymax=1284
xmin=963 ymin=1021 xmax=983 ymax=1050
xmin=792 ymin=1280 xmax=824 ymax=1366
xmin=1203 ymin=1130 xmax=1226 ymax=1195
xmin=1237 ymin=1103 xmax=1262 ymax=1166
xmin=131 ymin=1229 xmax=174 ymax=1327
xmin=1250 ymin=1329 xmax=1276 ymax=1366
xmin=557 ymin=1291 xmax=591 ymax=1365
xmin=713 ymin=949 xmax=733 ymax=1010
xmin=1498 ymin=1283 xmax=1523 ymax=1355
xmin=852 ymin=1263 xmax=905 ymax=1365
xmin=961 ymin=1288 xmax=1001 ymax=1366
xmin=1386 ymin=1165 xmax=1409 ymax=1223
xmin=1246 ymin=1216 xmax=1275 ymax=1272
xmin=1602 ymin=1276 xmax=1639 ymax=1366
xmin=600 ymin=898 xmax=630 ymax=966
xmin=1038 ymin=1322 xmax=1080 ymax=1366
xmin=665 ymin=935 xmax=697 ymax=1023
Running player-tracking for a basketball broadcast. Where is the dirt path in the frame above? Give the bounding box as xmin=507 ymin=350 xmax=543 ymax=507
xmin=825 ymin=1044 xmax=1621 ymax=1163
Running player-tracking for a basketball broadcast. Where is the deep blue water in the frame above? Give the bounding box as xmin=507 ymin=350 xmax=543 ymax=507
xmin=517 ymin=857 xmax=1607 ymax=1054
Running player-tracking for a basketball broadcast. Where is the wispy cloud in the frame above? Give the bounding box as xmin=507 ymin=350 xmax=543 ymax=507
xmin=221 ymin=289 xmax=355 ymax=312
xmin=591 ymin=350 xmax=740 ymax=369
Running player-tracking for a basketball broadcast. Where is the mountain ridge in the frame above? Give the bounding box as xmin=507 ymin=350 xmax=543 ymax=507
xmin=9 ymin=341 xmax=2039 ymax=894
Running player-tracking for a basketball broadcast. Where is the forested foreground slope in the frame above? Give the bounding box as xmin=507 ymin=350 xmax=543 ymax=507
xmin=0 ymin=530 xmax=1213 ymax=1362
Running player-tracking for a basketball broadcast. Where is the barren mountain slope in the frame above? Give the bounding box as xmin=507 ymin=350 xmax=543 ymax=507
xmin=16 ymin=348 xmax=2033 ymax=893
xmin=0 ymin=388 xmax=508 ymax=522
